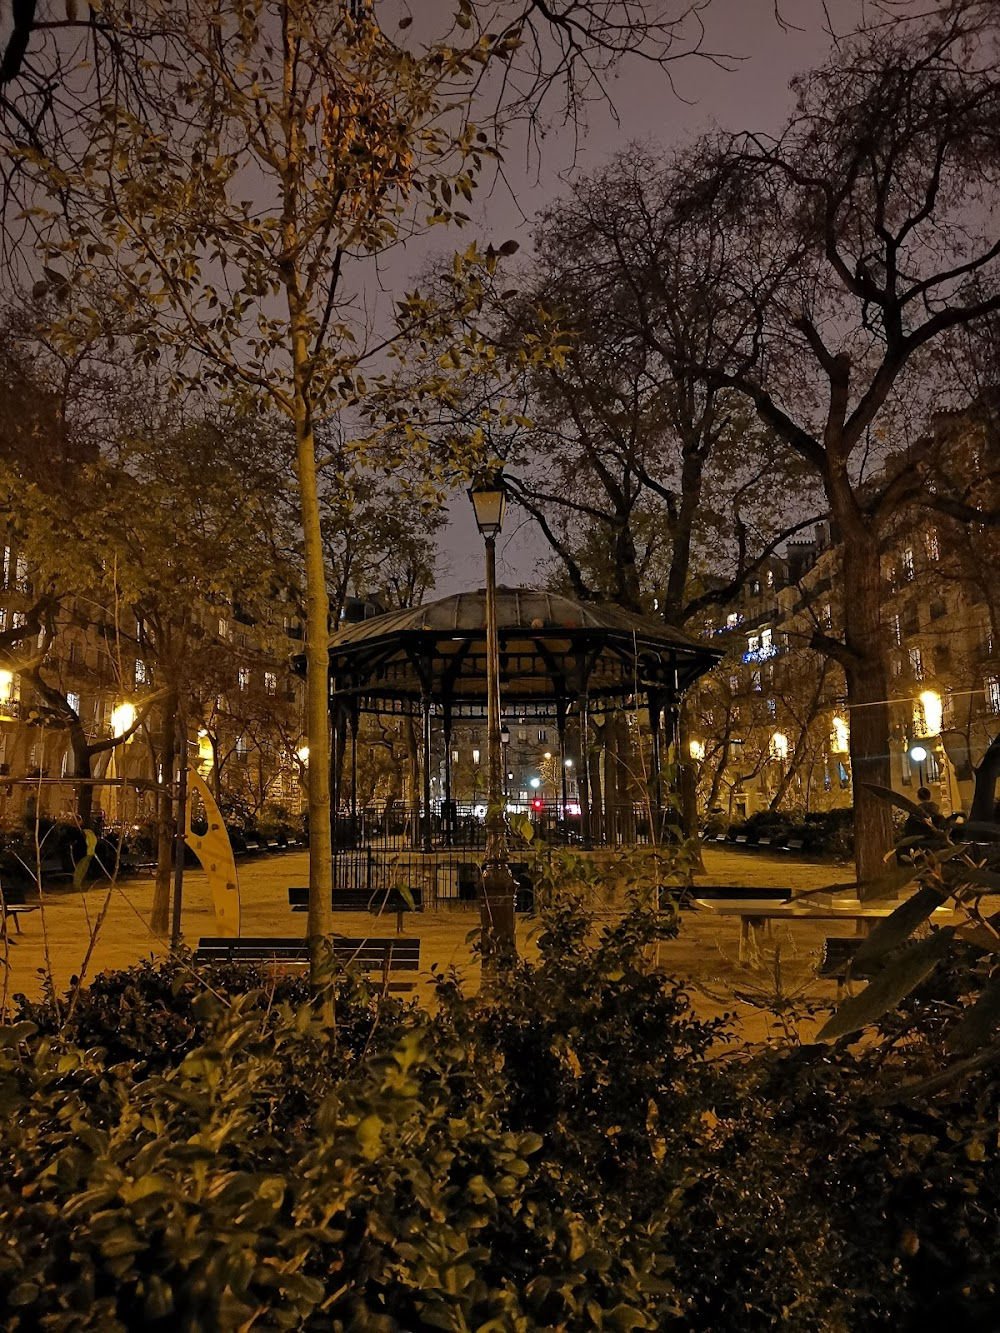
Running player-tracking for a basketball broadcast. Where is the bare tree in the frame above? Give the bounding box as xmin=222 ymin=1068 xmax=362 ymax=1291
xmin=659 ymin=11 xmax=1000 ymax=883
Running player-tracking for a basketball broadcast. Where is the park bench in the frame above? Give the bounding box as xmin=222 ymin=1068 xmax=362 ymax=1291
xmin=1 ymin=900 xmax=39 ymax=935
xmin=457 ymin=863 xmax=535 ymax=912
xmin=288 ymin=886 xmax=422 ymax=933
xmin=194 ymin=935 xmax=421 ymax=990
xmin=817 ymin=935 xmax=886 ymax=994
xmin=690 ymin=885 xmax=792 ymax=902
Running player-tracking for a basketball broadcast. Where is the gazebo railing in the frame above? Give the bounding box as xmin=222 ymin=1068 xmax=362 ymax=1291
xmin=332 ymin=799 xmax=662 ymax=853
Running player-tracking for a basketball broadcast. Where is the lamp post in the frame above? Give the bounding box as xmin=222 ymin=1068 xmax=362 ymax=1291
xmin=909 ymin=742 xmax=928 ymax=788
xmin=469 ymin=469 xmax=517 ymax=963
xmin=500 ymin=723 xmax=510 ymax=800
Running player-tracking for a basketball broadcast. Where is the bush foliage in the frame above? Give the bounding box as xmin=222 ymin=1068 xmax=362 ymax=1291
xmin=0 ymin=876 xmax=998 ymax=1330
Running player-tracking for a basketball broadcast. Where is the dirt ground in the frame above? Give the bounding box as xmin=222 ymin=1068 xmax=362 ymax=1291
xmin=1 ymin=846 xmax=863 ymax=1043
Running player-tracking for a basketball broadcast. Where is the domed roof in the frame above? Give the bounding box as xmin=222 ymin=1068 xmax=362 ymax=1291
xmin=322 ymin=585 xmax=721 ymax=715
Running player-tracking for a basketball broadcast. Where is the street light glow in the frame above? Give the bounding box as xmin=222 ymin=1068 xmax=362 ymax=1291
xmin=110 ymin=702 xmax=136 ymax=737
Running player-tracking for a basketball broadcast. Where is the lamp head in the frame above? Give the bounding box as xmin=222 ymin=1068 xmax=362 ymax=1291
xmin=468 ymin=468 xmax=507 ymax=539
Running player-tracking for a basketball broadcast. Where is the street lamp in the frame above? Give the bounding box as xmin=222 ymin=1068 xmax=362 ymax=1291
xmin=909 ymin=742 xmax=928 ymax=787
xmin=469 ymin=468 xmax=517 ymax=962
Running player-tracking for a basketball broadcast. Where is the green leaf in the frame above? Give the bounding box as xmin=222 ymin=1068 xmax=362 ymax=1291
xmin=851 ymin=885 xmax=950 ymax=971
xmin=794 ymin=864 xmax=919 ymax=903
xmin=73 ymin=829 xmax=99 ymax=889
xmin=816 ymin=927 xmax=956 ymax=1042
xmin=356 ymin=1114 xmax=384 ymax=1161
xmin=946 ymin=971 xmax=1000 ymax=1056
xmin=861 ymin=782 xmax=923 ymax=818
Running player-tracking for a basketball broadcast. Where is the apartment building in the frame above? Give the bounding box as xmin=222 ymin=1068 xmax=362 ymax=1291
xmin=688 ymin=498 xmax=1000 ymax=820
xmin=0 ymin=536 xmax=308 ymax=830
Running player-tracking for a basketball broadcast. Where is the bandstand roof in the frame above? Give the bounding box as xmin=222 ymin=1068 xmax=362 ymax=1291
xmin=322 ymin=587 xmax=722 ymax=718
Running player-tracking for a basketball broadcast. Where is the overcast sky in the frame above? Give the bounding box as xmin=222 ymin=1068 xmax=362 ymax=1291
xmin=430 ymin=0 xmax=880 ymax=599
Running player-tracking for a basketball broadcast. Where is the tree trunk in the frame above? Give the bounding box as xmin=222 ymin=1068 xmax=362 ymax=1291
xmin=840 ymin=533 xmax=896 ymax=891
xmin=66 ymin=723 xmax=95 ymax=827
xmin=289 ymin=330 xmax=334 ymax=983
xmin=151 ymin=688 xmax=177 ymax=934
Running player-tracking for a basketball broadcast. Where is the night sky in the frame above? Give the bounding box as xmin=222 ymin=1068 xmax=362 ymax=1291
xmin=432 ymin=0 xmax=881 ymax=599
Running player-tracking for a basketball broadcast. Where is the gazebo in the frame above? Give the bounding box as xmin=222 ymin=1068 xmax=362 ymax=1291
xmin=324 ymin=587 xmax=722 ymax=856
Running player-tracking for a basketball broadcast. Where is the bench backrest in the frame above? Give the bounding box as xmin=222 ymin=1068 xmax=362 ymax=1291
xmin=287 ymin=887 xmax=421 ymax=910
xmin=195 ymin=936 xmax=421 ymax=969
xmin=692 ymin=886 xmax=792 ymax=902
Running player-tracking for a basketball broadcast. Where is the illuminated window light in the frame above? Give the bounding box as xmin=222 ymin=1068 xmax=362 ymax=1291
xmin=918 ymin=689 xmax=943 ymax=736
xmin=831 ymin=716 xmax=849 ymax=753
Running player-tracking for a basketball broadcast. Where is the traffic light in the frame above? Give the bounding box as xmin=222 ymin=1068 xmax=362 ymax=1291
xmin=531 ymin=797 xmax=545 ymax=813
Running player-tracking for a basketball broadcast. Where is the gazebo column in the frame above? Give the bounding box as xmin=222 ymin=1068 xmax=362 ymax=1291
xmin=349 ymin=701 xmax=359 ymax=848
xmin=442 ymin=698 xmax=454 ymax=848
xmin=330 ymin=694 xmax=351 ymax=852
xmin=647 ymin=687 xmax=664 ymax=844
xmin=556 ymin=697 xmax=569 ymax=842
xmin=421 ymin=691 xmax=433 ymax=852
xmin=577 ymin=689 xmax=592 ymax=850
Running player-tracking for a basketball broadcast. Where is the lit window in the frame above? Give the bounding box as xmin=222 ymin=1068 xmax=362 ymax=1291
xmin=761 ymin=628 xmax=773 ymax=653
xmin=236 ymin=733 xmax=248 ymax=759
xmin=66 ymin=692 xmax=80 ymax=714
xmin=729 ymin=674 xmax=739 ymax=692
xmin=451 ymin=749 xmax=459 ymax=764
xmin=472 ymin=748 xmax=480 ymax=765
xmin=238 ymin=667 xmax=250 ymax=690
xmin=264 ymin=671 xmax=277 ymax=695
xmin=766 ymin=569 xmax=774 ymax=588
xmin=891 ymin=654 xmax=903 ymax=677
xmin=726 ymin=613 xmax=739 ymax=628
xmin=770 ymin=732 xmax=789 ymax=760
xmin=889 ymin=614 xmax=902 ymax=646
xmin=14 ymin=555 xmax=27 ymax=591
xmin=751 ymin=670 xmax=762 ymax=692
xmin=1 ymin=546 xmax=9 ymax=587
xmin=909 ymin=646 xmax=923 ymax=681
xmin=748 ymin=635 xmax=760 ymax=655
xmin=926 ymin=528 xmax=940 ymax=562
xmin=134 ymin=659 xmax=148 ymax=686
xmin=689 ymin=739 xmax=706 ymax=760
xmin=919 ymin=689 xmax=943 ymax=736
xmin=766 ymin=697 xmax=777 ymax=718
xmin=901 ymin=548 xmax=915 ymax=581
xmin=987 ymin=678 xmax=1000 ymax=715
xmin=823 ymin=602 xmax=833 ymax=628
xmin=831 ymin=716 xmax=849 ymax=752
xmin=537 ymin=729 xmax=547 ymax=743
xmin=219 ymin=618 xmax=228 ymax=639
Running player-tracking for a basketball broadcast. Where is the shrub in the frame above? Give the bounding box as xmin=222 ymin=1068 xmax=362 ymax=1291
xmin=1 ymin=870 xmax=997 ymax=1329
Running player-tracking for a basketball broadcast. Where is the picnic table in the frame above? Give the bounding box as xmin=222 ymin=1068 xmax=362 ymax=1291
xmin=692 ymin=894 xmax=962 ymax=966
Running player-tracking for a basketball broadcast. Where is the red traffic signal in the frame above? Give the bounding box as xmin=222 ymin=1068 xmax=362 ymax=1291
xmin=531 ymin=797 xmax=545 ymax=812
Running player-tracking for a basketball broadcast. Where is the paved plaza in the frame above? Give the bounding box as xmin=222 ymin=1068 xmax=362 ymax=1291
xmin=0 ymin=847 xmax=864 ymax=1043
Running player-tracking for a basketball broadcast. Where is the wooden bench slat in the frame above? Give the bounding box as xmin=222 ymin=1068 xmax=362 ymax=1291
xmin=287 ymin=887 xmax=422 ymax=911
xmin=196 ymin=938 xmax=418 ymax=970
